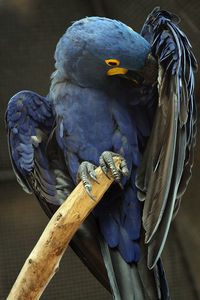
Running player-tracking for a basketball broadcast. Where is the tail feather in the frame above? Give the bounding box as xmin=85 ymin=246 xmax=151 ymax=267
xmin=99 ymin=235 xmax=120 ymax=298
xmin=156 ymin=259 xmax=170 ymax=300
xmin=99 ymin=232 xmax=170 ymax=300
xmin=70 ymin=213 xmax=169 ymax=300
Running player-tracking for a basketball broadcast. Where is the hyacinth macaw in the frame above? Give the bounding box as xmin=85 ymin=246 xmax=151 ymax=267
xmin=6 ymin=7 xmax=197 ymax=300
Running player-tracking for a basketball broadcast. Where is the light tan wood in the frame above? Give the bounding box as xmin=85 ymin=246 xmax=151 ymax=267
xmin=7 ymin=157 xmax=122 ymax=300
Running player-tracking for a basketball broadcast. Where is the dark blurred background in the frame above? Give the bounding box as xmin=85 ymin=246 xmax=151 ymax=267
xmin=0 ymin=0 xmax=200 ymax=299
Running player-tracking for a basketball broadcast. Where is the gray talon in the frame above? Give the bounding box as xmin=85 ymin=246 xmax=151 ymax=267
xmin=99 ymin=151 xmax=129 ymax=188
xmin=85 ymin=186 xmax=96 ymax=202
xmin=89 ymin=171 xmax=100 ymax=184
xmin=99 ymin=156 xmax=110 ymax=178
xmin=77 ymin=161 xmax=97 ymax=201
xmin=120 ymin=160 xmax=130 ymax=177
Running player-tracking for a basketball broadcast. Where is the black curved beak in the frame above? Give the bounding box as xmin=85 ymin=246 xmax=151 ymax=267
xmin=118 ymin=54 xmax=158 ymax=87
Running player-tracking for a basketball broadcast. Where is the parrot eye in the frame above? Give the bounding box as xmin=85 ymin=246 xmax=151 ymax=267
xmin=105 ymin=59 xmax=120 ymax=67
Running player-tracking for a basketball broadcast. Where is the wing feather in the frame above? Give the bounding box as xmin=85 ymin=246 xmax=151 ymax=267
xmin=137 ymin=9 xmax=197 ymax=268
xmin=6 ymin=90 xmax=111 ymax=291
xmin=6 ymin=91 xmax=74 ymax=208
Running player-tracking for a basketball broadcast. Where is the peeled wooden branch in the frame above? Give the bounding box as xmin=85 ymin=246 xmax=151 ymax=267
xmin=7 ymin=157 xmax=122 ymax=300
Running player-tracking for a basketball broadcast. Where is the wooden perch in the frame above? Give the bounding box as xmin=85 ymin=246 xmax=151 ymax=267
xmin=7 ymin=157 xmax=122 ymax=300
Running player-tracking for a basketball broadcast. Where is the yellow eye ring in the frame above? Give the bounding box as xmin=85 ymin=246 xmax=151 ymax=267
xmin=105 ymin=59 xmax=120 ymax=67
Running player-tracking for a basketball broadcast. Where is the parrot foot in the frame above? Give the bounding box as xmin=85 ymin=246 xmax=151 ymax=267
xmin=76 ymin=161 xmax=99 ymax=201
xmin=99 ymin=151 xmax=129 ymax=189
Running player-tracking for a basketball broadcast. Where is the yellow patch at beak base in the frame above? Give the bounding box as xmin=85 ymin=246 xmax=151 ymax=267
xmin=107 ymin=67 xmax=128 ymax=76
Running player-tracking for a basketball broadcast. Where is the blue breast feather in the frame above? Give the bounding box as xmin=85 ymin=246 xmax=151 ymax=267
xmin=52 ymin=82 xmax=155 ymax=263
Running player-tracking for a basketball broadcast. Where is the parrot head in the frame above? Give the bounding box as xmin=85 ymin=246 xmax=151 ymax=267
xmin=54 ymin=17 xmax=157 ymax=88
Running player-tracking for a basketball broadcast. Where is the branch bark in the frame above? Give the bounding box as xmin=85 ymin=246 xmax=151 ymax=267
xmin=7 ymin=157 xmax=122 ymax=300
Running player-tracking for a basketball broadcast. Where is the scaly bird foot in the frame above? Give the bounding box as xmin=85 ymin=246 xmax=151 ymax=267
xmin=76 ymin=161 xmax=99 ymax=201
xmin=99 ymin=151 xmax=129 ymax=189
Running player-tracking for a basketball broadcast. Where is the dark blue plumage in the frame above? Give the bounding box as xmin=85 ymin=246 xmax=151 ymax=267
xmin=6 ymin=9 xmax=197 ymax=300
xmin=7 ymin=91 xmax=54 ymax=176
xmin=51 ymin=67 xmax=155 ymax=262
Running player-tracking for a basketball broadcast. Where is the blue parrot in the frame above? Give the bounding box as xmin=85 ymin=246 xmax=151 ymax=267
xmin=6 ymin=8 xmax=197 ymax=300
